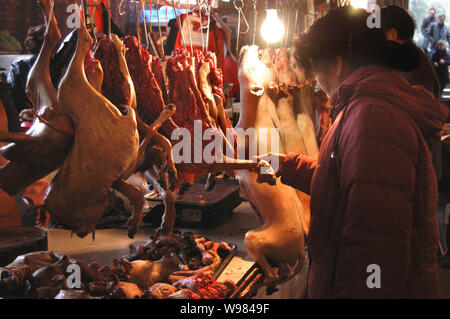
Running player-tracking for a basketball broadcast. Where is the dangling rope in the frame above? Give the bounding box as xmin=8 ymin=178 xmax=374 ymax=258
xmin=91 ymin=1 xmax=98 ymax=45
xmin=165 ymin=5 xmax=169 ymax=41
xmin=156 ymin=2 xmax=166 ymax=55
xmin=252 ymin=0 xmax=257 ymax=45
xmin=150 ymin=0 xmax=153 ymax=30
xmin=234 ymin=0 xmax=249 ymax=53
xmin=196 ymin=0 xmax=205 ymax=52
xmin=135 ymin=0 xmax=142 ymax=45
xmin=46 ymin=0 xmax=55 ymax=35
xmin=184 ymin=0 xmax=194 ymax=54
xmin=284 ymin=2 xmax=290 ymax=48
xmin=173 ymin=0 xmax=187 ymax=52
xmin=142 ymin=0 xmax=150 ymax=49
xmin=205 ymin=2 xmax=211 ymax=52
xmin=148 ymin=0 xmax=161 ymax=59
xmin=293 ymin=1 xmax=299 ymax=37
xmin=107 ymin=0 xmax=112 ymax=36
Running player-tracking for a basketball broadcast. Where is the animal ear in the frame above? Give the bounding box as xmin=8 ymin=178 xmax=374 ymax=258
xmin=250 ymin=85 xmax=265 ymax=96
xmin=120 ymin=258 xmax=133 ymax=274
xmin=269 ymin=81 xmax=279 ymax=92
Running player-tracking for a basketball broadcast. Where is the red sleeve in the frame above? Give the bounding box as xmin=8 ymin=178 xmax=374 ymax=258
xmin=277 ymin=153 xmax=317 ymax=195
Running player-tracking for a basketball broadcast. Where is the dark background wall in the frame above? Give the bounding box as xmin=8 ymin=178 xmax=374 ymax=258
xmin=0 ymin=0 xmax=137 ymax=53
xmin=0 ymin=0 xmax=69 ymax=50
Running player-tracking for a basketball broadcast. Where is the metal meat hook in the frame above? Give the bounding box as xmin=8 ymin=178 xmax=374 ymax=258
xmin=234 ymin=0 xmax=249 ymax=34
xmin=234 ymin=0 xmax=249 ymax=54
xmin=119 ymin=0 xmax=126 ymax=15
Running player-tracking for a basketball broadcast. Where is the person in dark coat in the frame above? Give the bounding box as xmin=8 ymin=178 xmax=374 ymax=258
xmin=428 ymin=15 xmax=450 ymax=57
xmin=432 ymin=40 xmax=450 ymax=96
xmin=421 ymin=8 xmax=436 ymax=54
xmin=381 ymin=5 xmax=440 ymax=98
xmin=257 ymin=6 xmax=448 ymax=298
xmin=6 ymin=25 xmax=45 ymax=113
xmin=381 ymin=6 xmax=447 ymax=264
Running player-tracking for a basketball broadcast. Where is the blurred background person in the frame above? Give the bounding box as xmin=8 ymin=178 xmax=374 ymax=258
xmin=432 ymin=40 xmax=450 ymax=97
xmin=6 ymin=25 xmax=45 ymax=114
xmin=428 ymin=14 xmax=450 ymax=58
xmin=421 ymin=8 xmax=436 ymax=55
xmin=381 ymin=5 xmax=440 ymax=98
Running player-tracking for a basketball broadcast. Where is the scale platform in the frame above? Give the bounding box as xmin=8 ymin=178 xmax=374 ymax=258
xmin=143 ymin=179 xmax=242 ymax=228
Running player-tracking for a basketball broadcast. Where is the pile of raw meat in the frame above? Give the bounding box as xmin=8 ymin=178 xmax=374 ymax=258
xmin=0 ymin=232 xmax=235 ymax=299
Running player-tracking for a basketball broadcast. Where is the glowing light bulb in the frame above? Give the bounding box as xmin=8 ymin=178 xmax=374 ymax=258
xmin=261 ymin=9 xmax=284 ymax=43
xmin=350 ymin=0 xmax=368 ymax=9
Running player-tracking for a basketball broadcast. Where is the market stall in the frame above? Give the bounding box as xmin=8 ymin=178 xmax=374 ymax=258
xmin=2 ymin=0 xmax=446 ymax=301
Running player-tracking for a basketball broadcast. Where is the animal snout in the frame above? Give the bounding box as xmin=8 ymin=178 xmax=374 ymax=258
xmin=250 ymin=85 xmax=265 ymax=96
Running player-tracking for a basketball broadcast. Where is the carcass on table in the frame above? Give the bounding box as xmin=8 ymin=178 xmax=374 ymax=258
xmin=169 ymin=273 xmax=235 ymax=299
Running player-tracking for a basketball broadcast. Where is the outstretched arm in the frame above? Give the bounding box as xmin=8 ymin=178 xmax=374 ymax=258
xmin=275 ymin=152 xmax=317 ymax=195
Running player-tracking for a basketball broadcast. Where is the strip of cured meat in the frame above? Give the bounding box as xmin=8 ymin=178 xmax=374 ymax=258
xmin=122 ymin=35 xmax=177 ymax=137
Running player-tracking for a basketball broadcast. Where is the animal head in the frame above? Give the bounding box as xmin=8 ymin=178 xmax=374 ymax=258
xmin=238 ymin=45 xmax=277 ymax=96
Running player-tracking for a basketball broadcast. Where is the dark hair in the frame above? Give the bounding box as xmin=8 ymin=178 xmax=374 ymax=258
xmin=294 ymin=6 xmax=420 ymax=76
xmin=429 ymin=8 xmax=436 ymax=12
xmin=438 ymin=14 xmax=445 ymax=19
xmin=24 ymin=25 xmax=45 ymax=54
xmin=380 ymin=5 xmax=416 ymax=40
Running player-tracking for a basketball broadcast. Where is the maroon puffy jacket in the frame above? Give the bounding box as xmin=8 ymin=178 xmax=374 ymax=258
xmin=279 ymin=65 xmax=449 ymax=298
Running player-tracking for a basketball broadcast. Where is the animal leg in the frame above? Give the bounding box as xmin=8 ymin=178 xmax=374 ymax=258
xmin=136 ymin=105 xmax=176 ymax=167
xmin=244 ymin=230 xmax=279 ymax=285
xmin=274 ymin=257 xmax=306 ymax=286
xmin=26 ymin=0 xmax=61 ymax=111
xmin=112 ymin=179 xmax=145 ymax=239
xmin=151 ymin=132 xmax=177 ymax=191
xmin=143 ymin=168 xmax=176 ymax=238
xmin=0 ymin=131 xmax=40 ymax=144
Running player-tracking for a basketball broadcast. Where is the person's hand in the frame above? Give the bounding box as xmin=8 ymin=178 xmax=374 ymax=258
xmin=434 ymin=62 xmax=439 ymax=67
xmin=19 ymin=108 xmax=36 ymax=122
xmin=253 ymin=160 xmax=277 ymax=185
xmin=440 ymin=58 xmax=446 ymax=64
xmin=252 ymin=153 xmax=287 ymax=185
xmin=254 ymin=152 xmax=287 ymax=169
